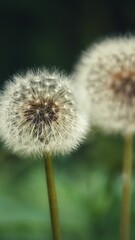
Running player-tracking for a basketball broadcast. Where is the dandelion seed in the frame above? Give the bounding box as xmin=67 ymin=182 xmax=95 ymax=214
xmin=74 ymin=36 xmax=135 ymax=134
xmin=0 ymin=68 xmax=87 ymax=156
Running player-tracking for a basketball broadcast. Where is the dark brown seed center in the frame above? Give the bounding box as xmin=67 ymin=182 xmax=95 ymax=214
xmin=23 ymin=99 xmax=59 ymax=126
xmin=110 ymin=71 xmax=135 ymax=103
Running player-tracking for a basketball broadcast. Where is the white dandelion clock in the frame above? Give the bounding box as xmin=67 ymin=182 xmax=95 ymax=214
xmin=74 ymin=36 xmax=135 ymax=134
xmin=0 ymin=69 xmax=87 ymax=156
xmin=0 ymin=68 xmax=88 ymax=240
xmin=74 ymin=36 xmax=135 ymax=240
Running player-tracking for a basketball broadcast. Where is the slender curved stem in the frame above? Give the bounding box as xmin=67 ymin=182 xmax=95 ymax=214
xmin=43 ymin=152 xmax=61 ymax=240
xmin=120 ymin=134 xmax=133 ymax=240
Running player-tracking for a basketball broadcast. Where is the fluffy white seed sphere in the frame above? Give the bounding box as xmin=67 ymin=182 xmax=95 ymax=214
xmin=0 ymin=69 xmax=87 ymax=156
xmin=74 ymin=36 xmax=135 ymax=134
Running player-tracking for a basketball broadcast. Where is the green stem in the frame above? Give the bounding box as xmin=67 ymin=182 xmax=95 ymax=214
xmin=43 ymin=152 xmax=61 ymax=240
xmin=120 ymin=134 xmax=133 ymax=240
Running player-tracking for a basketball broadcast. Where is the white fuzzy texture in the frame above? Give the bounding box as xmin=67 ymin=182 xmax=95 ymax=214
xmin=74 ymin=36 xmax=135 ymax=134
xmin=0 ymin=69 xmax=87 ymax=156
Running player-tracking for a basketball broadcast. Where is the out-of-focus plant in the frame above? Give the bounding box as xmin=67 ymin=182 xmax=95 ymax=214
xmin=74 ymin=36 xmax=135 ymax=240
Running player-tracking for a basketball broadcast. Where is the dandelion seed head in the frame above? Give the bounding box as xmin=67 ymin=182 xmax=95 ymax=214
xmin=74 ymin=36 xmax=135 ymax=134
xmin=0 ymin=69 xmax=87 ymax=156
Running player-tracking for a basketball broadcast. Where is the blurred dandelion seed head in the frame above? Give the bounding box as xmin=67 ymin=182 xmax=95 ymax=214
xmin=74 ymin=36 xmax=135 ymax=134
xmin=0 ymin=69 xmax=87 ymax=156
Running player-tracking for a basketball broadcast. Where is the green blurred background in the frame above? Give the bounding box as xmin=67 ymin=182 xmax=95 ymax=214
xmin=0 ymin=0 xmax=135 ymax=239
